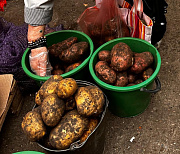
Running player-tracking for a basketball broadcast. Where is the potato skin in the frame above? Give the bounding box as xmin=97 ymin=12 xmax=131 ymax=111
xmin=59 ymin=42 xmax=89 ymax=63
xmin=21 ymin=111 xmax=46 ymax=142
xmin=115 ymin=72 xmax=128 ymax=87
xmin=56 ymin=78 xmax=78 ymax=99
xmin=130 ymin=52 xmax=154 ymax=74
xmin=95 ymin=61 xmax=116 ymax=84
xmin=75 ymin=86 xmax=105 ymax=117
xmin=80 ymin=118 xmax=99 ymax=143
xmin=142 ymin=67 xmax=154 ymax=80
xmin=49 ymin=110 xmax=88 ymax=150
xmin=41 ymin=94 xmax=65 ymax=127
xmin=110 ymin=42 xmax=133 ymax=71
xmin=98 ymin=50 xmax=111 ymax=63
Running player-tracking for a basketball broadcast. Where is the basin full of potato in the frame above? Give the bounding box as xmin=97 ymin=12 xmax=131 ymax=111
xmin=95 ymin=42 xmax=155 ymax=87
xmin=21 ymin=75 xmax=106 ymax=150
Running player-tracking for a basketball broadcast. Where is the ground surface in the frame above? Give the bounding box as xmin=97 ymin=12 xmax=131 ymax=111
xmin=0 ymin=0 xmax=179 ymax=154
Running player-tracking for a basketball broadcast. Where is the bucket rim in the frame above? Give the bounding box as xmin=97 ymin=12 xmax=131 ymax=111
xmin=89 ymin=37 xmax=161 ymax=92
xmin=21 ymin=30 xmax=94 ymax=82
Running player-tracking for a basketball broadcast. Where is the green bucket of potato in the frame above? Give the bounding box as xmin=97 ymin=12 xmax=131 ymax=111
xmin=89 ymin=37 xmax=161 ymax=117
xmin=21 ymin=30 xmax=94 ymax=85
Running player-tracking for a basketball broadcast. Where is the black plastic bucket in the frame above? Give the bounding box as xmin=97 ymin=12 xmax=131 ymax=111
xmin=35 ymin=80 xmax=109 ymax=154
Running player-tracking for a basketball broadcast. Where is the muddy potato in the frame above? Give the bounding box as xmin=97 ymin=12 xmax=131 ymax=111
xmin=86 ymin=86 xmax=105 ymax=116
xmin=115 ymin=72 xmax=128 ymax=87
xmin=95 ymin=61 xmax=116 ymax=84
xmin=75 ymin=86 xmax=105 ymax=117
xmin=56 ymin=78 xmax=78 ymax=99
xmin=130 ymin=52 xmax=154 ymax=74
xmin=127 ymin=72 xmax=137 ymax=83
xmin=49 ymin=110 xmax=88 ymax=150
xmin=80 ymin=118 xmax=99 ymax=143
xmin=35 ymin=75 xmax=63 ymax=105
xmin=59 ymin=42 xmax=89 ymax=64
xmin=21 ymin=111 xmax=46 ymax=142
xmin=110 ymin=42 xmax=133 ymax=71
xmin=75 ymin=87 xmax=96 ymax=117
xmin=142 ymin=67 xmax=154 ymax=80
xmin=65 ymin=62 xmax=82 ymax=73
xmin=41 ymin=94 xmax=65 ymax=127
xmin=98 ymin=50 xmax=111 ymax=63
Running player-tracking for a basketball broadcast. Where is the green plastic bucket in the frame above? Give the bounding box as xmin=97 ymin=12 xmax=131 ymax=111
xmin=89 ymin=37 xmax=161 ymax=117
xmin=21 ymin=30 xmax=94 ymax=84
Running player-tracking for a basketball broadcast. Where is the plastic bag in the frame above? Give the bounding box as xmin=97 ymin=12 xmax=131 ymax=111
xmin=29 ymin=51 xmax=52 ymax=76
xmin=78 ymin=0 xmax=130 ymax=49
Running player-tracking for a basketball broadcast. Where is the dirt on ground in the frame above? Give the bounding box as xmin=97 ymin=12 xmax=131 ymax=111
xmin=0 ymin=0 xmax=179 ymax=154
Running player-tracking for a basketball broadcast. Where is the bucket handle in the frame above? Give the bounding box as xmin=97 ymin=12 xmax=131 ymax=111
xmin=140 ymin=77 xmax=161 ymax=93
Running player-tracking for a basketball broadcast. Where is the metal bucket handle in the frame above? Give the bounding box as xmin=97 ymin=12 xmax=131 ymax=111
xmin=140 ymin=76 xmax=161 ymax=93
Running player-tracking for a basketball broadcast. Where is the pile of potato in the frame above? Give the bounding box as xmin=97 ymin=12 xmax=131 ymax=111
xmin=87 ymin=17 xmax=130 ymax=48
xmin=95 ymin=42 xmax=154 ymax=87
xmin=47 ymin=37 xmax=89 ymax=75
xmin=21 ymin=75 xmax=105 ymax=150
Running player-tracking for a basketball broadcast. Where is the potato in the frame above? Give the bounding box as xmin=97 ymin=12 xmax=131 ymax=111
xmin=48 ymin=37 xmax=78 ymax=57
xmin=86 ymin=86 xmax=105 ymax=116
xmin=80 ymin=118 xmax=99 ymax=143
xmin=56 ymin=78 xmax=78 ymax=99
xmin=127 ymin=73 xmax=137 ymax=83
xmin=49 ymin=110 xmax=88 ymax=150
xmin=35 ymin=75 xmax=63 ymax=105
xmin=115 ymin=72 xmax=128 ymax=87
xmin=75 ymin=86 xmax=105 ymax=117
xmin=95 ymin=61 xmax=116 ymax=84
xmin=65 ymin=62 xmax=82 ymax=73
xmin=142 ymin=67 xmax=154 ymax=80
xmin=130 ymin=52 xmax=154 ymax=74
xmin=98 ymin=50 xmax=111 ymax=63
xmin=110 ymin=42 xmax=133 ymax=71
xmin=59 ymin=42 xmax=89 ymax=63
xmin=21 ymin=111 xmax=46 ymax=142
xmin=41 ymin=94 xmax=65 ymax=127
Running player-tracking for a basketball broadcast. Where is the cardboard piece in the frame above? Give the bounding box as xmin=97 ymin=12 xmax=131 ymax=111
xmin=0 ymin=74 xmax=23 ymax=131
xmin=0 ymin=74 xmax=14 ymax=118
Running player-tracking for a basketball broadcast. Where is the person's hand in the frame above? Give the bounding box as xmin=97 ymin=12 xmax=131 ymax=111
xmin=30 ymin=46 xmax=51 ymax=76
